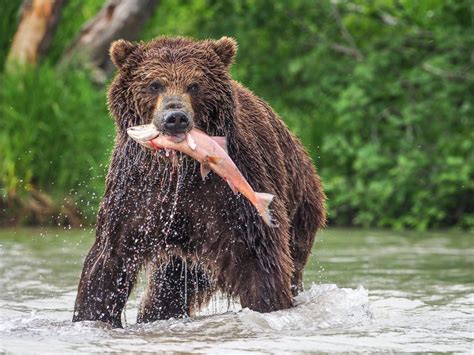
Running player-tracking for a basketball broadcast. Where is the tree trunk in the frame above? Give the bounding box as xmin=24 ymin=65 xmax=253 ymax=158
xmin=63 ymin=0 xmax=158 ymax=73
xmin=6 ymin=0 xmax=66 ymax=69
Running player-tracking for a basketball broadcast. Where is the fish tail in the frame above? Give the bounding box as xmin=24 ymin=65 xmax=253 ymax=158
xmin=255 ymin=192 xmax=275 ymax=227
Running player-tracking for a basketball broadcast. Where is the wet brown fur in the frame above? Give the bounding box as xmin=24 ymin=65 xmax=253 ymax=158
xmin=73 ymin=37 xmax=326 ymax=327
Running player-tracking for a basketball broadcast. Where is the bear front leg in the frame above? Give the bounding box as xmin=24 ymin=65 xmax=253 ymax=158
xmin=138 ymin=256 xmax=213 ymax=322
xmin=238 ymin=261 xmax=293 ymax=313
xmin=232 ymin=231 xmax=294 ymax=313
xmin=73 ymin=237 xmax=142 ymax=328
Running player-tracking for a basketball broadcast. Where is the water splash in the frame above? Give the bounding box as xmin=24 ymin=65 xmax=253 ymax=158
xmin=238 ymin=284 xmax=371 ymax=332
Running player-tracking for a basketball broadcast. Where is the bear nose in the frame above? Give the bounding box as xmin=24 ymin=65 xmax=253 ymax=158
xmin=162 ymin=110 xmax=191 ymax=134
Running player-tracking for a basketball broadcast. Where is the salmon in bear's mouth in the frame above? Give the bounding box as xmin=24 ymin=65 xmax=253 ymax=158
xmin=127 ymin=123 xmax=275 ymax=226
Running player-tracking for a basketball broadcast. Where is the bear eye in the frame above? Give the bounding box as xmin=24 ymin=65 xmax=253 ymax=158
xmin=149 ymin=81 xmax=164 ymax=94
xmin=187 ymin=83 xmax=200 ymax=94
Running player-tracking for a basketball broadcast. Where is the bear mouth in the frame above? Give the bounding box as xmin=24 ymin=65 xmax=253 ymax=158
xmin=127 ymin=124 xmax=199 ymax=167
xmin=127 ymin=124 xmax=186 ymax=146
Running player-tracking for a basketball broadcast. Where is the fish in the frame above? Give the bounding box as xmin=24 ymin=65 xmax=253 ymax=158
xmin=127 ymin=124 xmax=275 ymax=226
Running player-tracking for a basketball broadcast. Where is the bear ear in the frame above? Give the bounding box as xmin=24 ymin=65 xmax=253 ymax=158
xmin=212 ymin=37 xmax=237 ymax=68
xmin=110 ymin=39 xmax=137 ymax=69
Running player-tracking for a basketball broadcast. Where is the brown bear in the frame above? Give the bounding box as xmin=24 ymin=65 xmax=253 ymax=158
xmin=73 ymin=36 xmax=326 ymax=328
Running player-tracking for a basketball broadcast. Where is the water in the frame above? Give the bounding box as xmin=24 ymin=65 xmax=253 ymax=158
xmin=0 ymin=228 xmax=472 ymax=353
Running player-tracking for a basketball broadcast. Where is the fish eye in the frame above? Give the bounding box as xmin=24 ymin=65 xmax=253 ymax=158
xmin=187 ymin=83 xmax=200 ymax=94
xmin=149 ymin=81 xmax=164 ymax=94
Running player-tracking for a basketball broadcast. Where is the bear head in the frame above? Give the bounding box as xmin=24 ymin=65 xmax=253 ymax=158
xmin=107 ymin=36 xmax=238 ymax=138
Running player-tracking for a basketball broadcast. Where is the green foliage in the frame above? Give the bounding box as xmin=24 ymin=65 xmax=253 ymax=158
xmin=1 ymin=0 xmax=472 ymax=229
xmin=0 ymin=64 xmax=113 ymax=222
xmin=0 ymin=0 xmax=23 ymax=70
xmin=320 ymin=0 xmax=474 ymax=229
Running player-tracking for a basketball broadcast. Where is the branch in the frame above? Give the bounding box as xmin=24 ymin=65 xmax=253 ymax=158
xmin=330 ymin=43 xmax=363 ymax=60
xmin=421 ymin=63 xmax=468 ymax=81
xmin=61 ymin=0 xmax=159 ymax=73
xmin=6 ymin=0 xmax=66 ymax=70
xmin=331 ymin=1 xmax=364 ymax=61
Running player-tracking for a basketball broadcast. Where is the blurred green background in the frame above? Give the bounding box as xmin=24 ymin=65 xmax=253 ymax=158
xmin=1 ymin=0 xmax=473 ymax=230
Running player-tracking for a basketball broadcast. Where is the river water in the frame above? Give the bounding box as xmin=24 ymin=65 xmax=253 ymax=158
xmin=0 ymin=228 xmax=472 ymax=353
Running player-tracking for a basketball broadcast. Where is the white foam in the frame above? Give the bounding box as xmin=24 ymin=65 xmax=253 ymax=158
xmin=238 ymin=283 xmax=372 ymax=331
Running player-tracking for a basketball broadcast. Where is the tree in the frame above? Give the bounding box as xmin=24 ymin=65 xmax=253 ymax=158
xmin=62 ymin=0 xmax=158 ymax=78
xmin=6 ymin=0 xmax=66 ymax=70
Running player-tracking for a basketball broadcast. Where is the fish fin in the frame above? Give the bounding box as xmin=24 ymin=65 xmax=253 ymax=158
xmin=226 ymin=179 xmax=238 ymax=194
xmin=187 ymin=133 xmax=197 ymax=150
xmin=148 ymin=139 xmax=162 ymax=150
xmin=207 ymin=155 xmax=224 ymax=165
xmin=211 ymin=136 xmax=227 ymax=152
xmin=255 ymin=192 xmax=276 ymax=227
xmin=137 ymin=140 xmax=154 ymax=149
xmin=200 ymin=163 xmax=211 ymax=180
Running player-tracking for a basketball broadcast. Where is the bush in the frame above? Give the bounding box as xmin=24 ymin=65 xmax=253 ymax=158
xmin=0 ymin=65 xmax=113 ymax=224
xmin=320 ymin=1 xmax=474 ymax=229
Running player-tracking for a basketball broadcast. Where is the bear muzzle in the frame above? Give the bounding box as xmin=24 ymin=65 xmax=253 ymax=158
xmin=153 ymin=96 xmax=194 ymax=135
xmin=163 ymin=110 xmax=193 ymax=134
